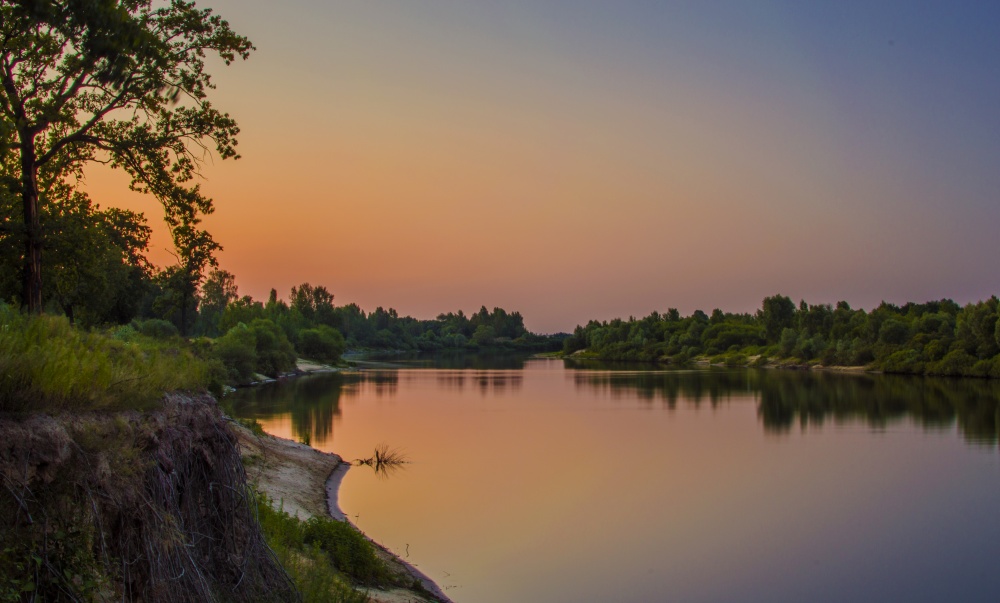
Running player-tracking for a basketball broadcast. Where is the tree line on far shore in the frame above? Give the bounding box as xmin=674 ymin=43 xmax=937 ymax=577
xmin=562 ymin=294 xmax=1000 ymax=378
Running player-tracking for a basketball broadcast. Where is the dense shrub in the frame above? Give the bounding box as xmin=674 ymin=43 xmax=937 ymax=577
xmin=297 ymin=325 xmax=346 ymax=363
xmin=214 ymin=324 xmax=258 ymax=384
xmin=212 ymin=320 xmax=298 ymax=382
xmin=302 ymin=517 xmax=389 ymax=586
xmin=133 ymin=318 xmax=180 ymax=339
xmin=928 ymin=349 xmax=978 ymax=377
xmin=249 ymin=319 xmax=297 ymax=376
xmin=881 ymin=349 xmax=924 ymax=374
xmin=255 ymin=491 xmax=383 ymax=602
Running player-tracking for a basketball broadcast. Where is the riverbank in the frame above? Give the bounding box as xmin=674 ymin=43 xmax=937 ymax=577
xmin=232 ymin=359 xmax=452 ymax=603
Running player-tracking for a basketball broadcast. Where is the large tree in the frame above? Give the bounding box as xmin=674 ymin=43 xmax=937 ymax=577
xmin=758 ymin=294 xmax=796 ymax=344
xmin=0 ymin=0 xmax=252 ymax=312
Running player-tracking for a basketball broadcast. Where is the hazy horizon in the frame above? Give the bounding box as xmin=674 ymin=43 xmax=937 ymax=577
xmin=82 ymin=1 xmax=1000 ymax=333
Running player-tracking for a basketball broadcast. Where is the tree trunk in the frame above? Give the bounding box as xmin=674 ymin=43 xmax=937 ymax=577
xmin=20 ymin=137 xmax=42 ymax=314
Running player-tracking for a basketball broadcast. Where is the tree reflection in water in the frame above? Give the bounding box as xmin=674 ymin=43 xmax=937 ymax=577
xmin=228 ymin=373 xmax=353 ymax=446
xmin=566 ymin=361 xmax=1000 ymax=447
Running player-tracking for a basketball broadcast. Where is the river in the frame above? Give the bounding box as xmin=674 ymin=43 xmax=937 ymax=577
xmin=230 ymin=356 xmax=1000 ymax=602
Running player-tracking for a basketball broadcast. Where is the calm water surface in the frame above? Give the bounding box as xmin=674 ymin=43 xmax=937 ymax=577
xmin=230 ymin=357 xmax=1000 ymax=602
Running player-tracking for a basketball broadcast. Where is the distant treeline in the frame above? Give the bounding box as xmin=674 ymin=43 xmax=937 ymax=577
xmin=562 ymin=295 xmax=1000 ymax=378
xmin=209 ymin=279 xmax=558 ymax=354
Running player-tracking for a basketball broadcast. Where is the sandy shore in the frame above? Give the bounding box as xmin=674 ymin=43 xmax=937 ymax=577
xmin=233 ymin=420 xmax=452 ymax=603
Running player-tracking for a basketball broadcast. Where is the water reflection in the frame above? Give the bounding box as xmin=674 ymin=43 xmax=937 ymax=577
xmin=229 ymin=373 xmax=349 ymax=446
xmin=566 ymin=362 xmax=1000 ymax=446
xmin=432 ymin=370 xmax=523 ymax=394
xmin=569 ymin=367 xmax=743 ymax=408
xmin=343 ymin=371 xmax=399 ymax=399
xmin=230 ymin=363 xmax=1000 ymax=451
xmin=359 ymin=351 xmax=531 ymax=370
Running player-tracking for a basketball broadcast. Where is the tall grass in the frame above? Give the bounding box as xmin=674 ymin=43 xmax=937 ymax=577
xmin=0 ymin=305 xmax=210 ymax=412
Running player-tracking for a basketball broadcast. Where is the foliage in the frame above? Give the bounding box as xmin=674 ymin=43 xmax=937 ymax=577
xmin=197 ymin=269 xmax=239 ymax=336
xmin=0 ymin=0 xmax=252 ymax=313
xmin=0 ymin=303 xmax=209 ymax=413
xmin=249 ymin=319 xmax=297 ymax=376
xmin=208 ymin=282 xmax=559 ymax=361
xmin=297 ymin=325 xmax=347 ymax=363
xmin=759 ymin=294 xmax=796 ymax=343
xmin=214 ymin=323 xmax=258 ymax=385
xmin=147 ymin=232 xmax=218 ymax=336
xmin=210 ymin=319 xmax=297 ymax=384
xmin=564 ymin=295 xmax=1000 ymax=379
xmin=302 ymin=517 xmax=389 ymax=586
xmin=0 ymin=167 xmax=153 ymax=324
xmin=255 ymin=491 xmax=380 ymax=602
xmin=133 ymin=317 xmax=180 ymax=340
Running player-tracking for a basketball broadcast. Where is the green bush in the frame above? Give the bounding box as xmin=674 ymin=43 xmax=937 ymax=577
xmin=249 ymin=319 xmax=297 ymax=376
xmin=778 ymin=328 xmax=798 ymax=357
xmin=929 ymin=349 xmax=978 ymax=377
xmin=725 ymin=353 xmax=748 ymax=367
xmin=923 ymin=338 xmax=950 ymax=362
xmin=255 ymin=491 xmax=376 ymax=603
xmin=297 ymin=325 xmax=346 ymax=363
xmin=214 ymin=324 xmax=258 ymax=384
xmin=212 ymin=320 xmax=298 ymax=383
xmin=881 ymin=349 xmax=924 ymax=374
xmin=302 ymin=517 xmax=389 ymax=586
xmin=132 ymin=318 xmax=180 ymax=339
xmin=109 ymin=323 xmax=138 ymax=342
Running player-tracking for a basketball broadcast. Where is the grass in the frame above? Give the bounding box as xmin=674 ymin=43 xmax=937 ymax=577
xmin=0 ymin=305 xmax=211 ymax=413
xmin=254 ymin=490 xmax=391 ymax=603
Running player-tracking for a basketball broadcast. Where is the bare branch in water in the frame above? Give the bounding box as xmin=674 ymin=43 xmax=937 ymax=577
xmin=354 ymin=444 xmax=408 ymax=478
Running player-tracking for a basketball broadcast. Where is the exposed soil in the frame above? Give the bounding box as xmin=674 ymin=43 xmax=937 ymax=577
xmin=0 ymin=394 xmax=296 ymax=602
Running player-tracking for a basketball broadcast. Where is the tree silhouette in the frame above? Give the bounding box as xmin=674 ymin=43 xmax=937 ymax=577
xmin=0 ymin=0 xmax=252 ymax=312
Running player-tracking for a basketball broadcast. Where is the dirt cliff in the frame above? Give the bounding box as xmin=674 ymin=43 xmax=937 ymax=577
xmin=0 ymin=393 xmax=296 ymax=602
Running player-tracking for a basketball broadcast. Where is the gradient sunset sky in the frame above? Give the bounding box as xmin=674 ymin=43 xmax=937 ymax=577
xmin=84 ymin=1 xmax=1000 ymax=333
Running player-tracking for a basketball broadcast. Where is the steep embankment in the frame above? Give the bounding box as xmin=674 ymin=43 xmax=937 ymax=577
xmin=0 ymin=393 xmax=296 ymax=602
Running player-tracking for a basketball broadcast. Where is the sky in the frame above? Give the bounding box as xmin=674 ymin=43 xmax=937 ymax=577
xmin=83 ymin=1 xmax=1000 ymax=333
